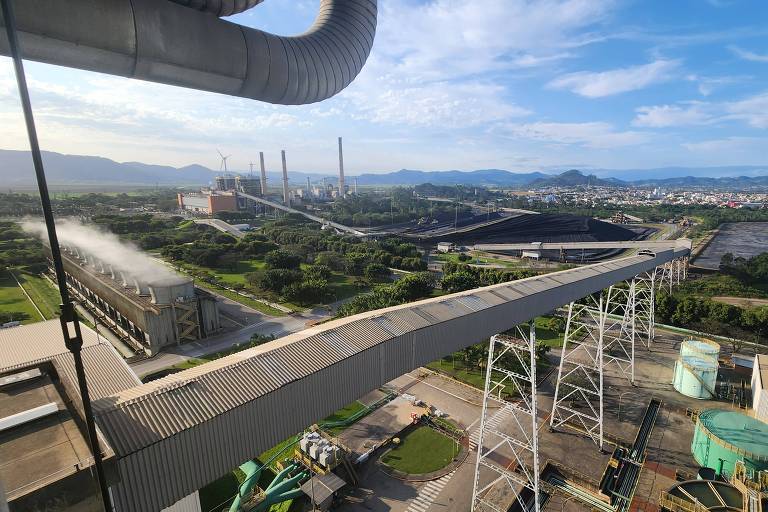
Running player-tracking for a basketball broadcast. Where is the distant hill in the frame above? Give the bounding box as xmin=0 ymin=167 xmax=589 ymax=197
xmin=0 ymin=149 xmax=765 ymax=190
xmin=354 ymin=169 xmax=547 ymax=186
xmin=529 ymin=169 xmax=622 ymax=188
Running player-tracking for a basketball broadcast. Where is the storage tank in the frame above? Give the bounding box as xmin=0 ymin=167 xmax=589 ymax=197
xmin=673 ymin=355 xmax=718 ymax=399
xmin=681 ymin=338 xmax=720 ymax=359
xmin=662 ymin=480 xmax=743 ymax=512
xmin=692 ymin=409 xmax=768 ymax=477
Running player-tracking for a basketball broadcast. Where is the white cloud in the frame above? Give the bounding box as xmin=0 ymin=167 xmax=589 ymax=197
xmin=375 ymin=0 xmax=613 ymax=80
xmin=342 ymin=81 xmax=530 ymax=128
xmin=495 ymin=121 xmax=650 ymax=148
xmin=729 ymin=45 xmax=768 ymax=63
xmin=724 ymin=92 xmax=768 ymax=128
xmin=683 ymin=137 xmax=768 ymax=153
xmin=548 ymin=60 xmax=680 ymax=97
xmin=633 ymin=103 xmax=713 ymax=127
xmin=633 ymin=91 xmax=768 ymax=129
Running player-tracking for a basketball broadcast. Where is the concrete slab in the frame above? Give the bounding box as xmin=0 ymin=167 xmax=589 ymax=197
xmin=338 ymin=397 xmax=422 ymax=458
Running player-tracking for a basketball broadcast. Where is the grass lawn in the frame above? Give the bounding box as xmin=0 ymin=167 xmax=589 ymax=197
xmin=199 ymin=471 xmax=239 ymax=512
xmin=320 ymin=400 xmax=368 ymax=436
xmin=13 ymin=270 xmax=61 ymax=320
xmin=534 ymin=316 xmax=565 ymax=348
xmin=381 ymin=426 xmax=459 ymax=474
xmin=193 ymin=279 xmax=284 ymax=316
xmin=172 ymin=335 xmax=275 ymax=370
xmin=0 ymin=270 xmax=44 ymax=323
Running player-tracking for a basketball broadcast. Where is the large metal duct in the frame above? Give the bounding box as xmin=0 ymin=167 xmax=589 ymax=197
xmin=168 ymin=0 xmax=265 ymax=17
xmin=0 ymin=0 xmax=377 ymax=105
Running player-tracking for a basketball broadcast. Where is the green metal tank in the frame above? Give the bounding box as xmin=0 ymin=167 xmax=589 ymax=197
xmin=681 ymin=338 xmax=720 ymax=359
xmin=673 ymin=355 xmax=718 ymax=399
xmin=692 ymin=409 xmax=768 ymax=477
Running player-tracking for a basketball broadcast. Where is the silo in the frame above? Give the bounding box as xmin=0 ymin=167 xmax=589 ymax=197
xmin=672 ymin=338 xmax=719 ymax=399
xmin=681 ymin=338 xmax=720 ymax=359
xmin=673 ymin=356 xmax=718 ymax=399
xmin=692 ymin=409 xmax=768 ymax=477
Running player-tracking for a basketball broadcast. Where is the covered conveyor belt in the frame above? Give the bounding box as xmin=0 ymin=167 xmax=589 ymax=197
xmin=91 ymin=247 xmax=688 ymax=511
xmin=238 ymin=191 xmax=367 ymax=236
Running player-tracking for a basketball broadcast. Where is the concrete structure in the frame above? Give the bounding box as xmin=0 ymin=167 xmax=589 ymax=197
xmin=177 ymin=191 xmax=238 ymax=214
xmin=0 ymin=0 xmax=378 ymax=105
xmin=259 ymin=152 xmax=268 ymax=196
xmin=692 ymin=409 xmax=768 ymax=477
xmin=753 ymin=354 xmax=768 ymax=423
xmin=473 ymin=239 xmax=694 ymax=252
xmin=281 ymin=150 xmax=290 ymax=206
xmin=437 ymin=241 xmax=455 ymax=253
xmin=56 ymin=248 xmax=220 ymax=355
xmin=214 ymin=175 xmax=237 ymax=192
xmin=192 ymin=219 xmax=245 ymax=239
xmin=80 ymin=248 xmax=688 ymax=511
xmin=338 ymin=137 xmax=346 ymax=198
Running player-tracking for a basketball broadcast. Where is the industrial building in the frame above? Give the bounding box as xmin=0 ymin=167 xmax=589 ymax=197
xmin=55 ymin=246 xmax=220 ymax=356
xmin=177 ymin=190 xmax=238 ymax=214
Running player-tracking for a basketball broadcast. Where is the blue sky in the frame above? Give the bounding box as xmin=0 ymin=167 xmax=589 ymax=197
xmin=1 ymin=0 xmax=768 ymax=175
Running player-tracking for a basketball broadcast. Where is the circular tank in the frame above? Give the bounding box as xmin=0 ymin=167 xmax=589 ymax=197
xmin=681 ymin=338 xmax=720 ymax=359
xmin=673 ymin=355 xmax=718 ymax=399
xmin=664 ymin=480 xmax=743 ymax=512
xmin=692 ymin=409 xmax=768 ymax=477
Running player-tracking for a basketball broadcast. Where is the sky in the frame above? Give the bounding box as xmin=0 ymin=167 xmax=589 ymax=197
xmin=1 ymin=0 xmax=768 ymax=175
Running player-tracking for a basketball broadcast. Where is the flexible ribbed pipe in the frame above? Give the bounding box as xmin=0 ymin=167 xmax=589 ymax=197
xmin=0 ymin=0 xmax=376 ymax=105
xmin=168 ymin=0 xmax=265 ymax=17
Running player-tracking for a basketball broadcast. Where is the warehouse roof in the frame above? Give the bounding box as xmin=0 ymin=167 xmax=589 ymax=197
xmin=0 ymin=319 xmax=100 ymax=373
xmin=0 ymin=320 xmax=140 ymax=400
xmin=89 ymin=248 xmax=688 ymax=511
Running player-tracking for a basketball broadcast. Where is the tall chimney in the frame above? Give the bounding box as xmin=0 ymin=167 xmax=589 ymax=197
xmin=281 ymin=150 xmax=290 ymax=206
xmin=354 ymin=176 xmax=358 ymax=195
xmin=306 ymin=176 xmax=311 ymax=198
xmin=338 ymin=137 xmax=346 ymax=198
xmin=259 ymin=151 xmax=267 ymax=196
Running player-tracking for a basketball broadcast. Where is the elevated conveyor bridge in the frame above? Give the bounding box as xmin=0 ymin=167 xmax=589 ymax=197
xmin=90 ymin=247 xmax=689 ymax=511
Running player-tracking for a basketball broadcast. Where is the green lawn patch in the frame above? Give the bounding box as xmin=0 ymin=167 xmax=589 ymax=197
xmin=534 ymin=316 xmax=565 ymax=348
xmin=193 ymin=280 xmax=284 ymax=316
xmin=0 ymin=270 xmax=44 ymax=324
xmin=14 ymin=271 xmax=61 ymax=320
xmin=320 ymin=400 xmax=367 ymax=436
xmin=381 ymin=426 xmax=459 ymax=474
xmin=199 ymin=471 xmax=239 ymax=512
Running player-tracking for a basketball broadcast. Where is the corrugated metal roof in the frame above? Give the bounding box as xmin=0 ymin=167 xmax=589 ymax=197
xmin=0 ymin=319 xmax=100 ymax=374
xmin=91 ymin=249 xmax=683 ymax=512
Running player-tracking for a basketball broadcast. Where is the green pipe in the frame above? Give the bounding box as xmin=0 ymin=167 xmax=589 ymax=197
xmin=265 ymin=463 xmax=297 ymax=491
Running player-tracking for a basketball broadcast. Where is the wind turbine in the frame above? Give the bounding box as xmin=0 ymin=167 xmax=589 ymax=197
xmin=217 ymin=149 xmax=231 ymax=174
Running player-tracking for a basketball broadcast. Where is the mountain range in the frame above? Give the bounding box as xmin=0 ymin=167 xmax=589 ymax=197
xmin=0 ymin=149 xmax=766 ymax=190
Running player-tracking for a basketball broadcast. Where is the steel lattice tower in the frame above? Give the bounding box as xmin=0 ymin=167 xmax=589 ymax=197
xmin=550 ymin=294 xmax=605 ymax=449
xmin=472 ymin=322 xmax=540 ymax=512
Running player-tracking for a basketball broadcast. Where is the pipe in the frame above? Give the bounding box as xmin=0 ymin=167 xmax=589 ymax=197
xmin=168 ymin=0 xmax=265 ymax=17
xmin=0 ymin=0 xmax=377 ymax=105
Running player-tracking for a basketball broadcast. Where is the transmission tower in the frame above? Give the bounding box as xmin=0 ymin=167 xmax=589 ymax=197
xmin=633 ymin=271 xmax=656 ymax=349
xmin=602 ymin=283 xmax=635 ymax=385
xmin=550 ymin=294 xmax=605 ymax=450
xmin=472 ymin=322 xmax=540 ymax=512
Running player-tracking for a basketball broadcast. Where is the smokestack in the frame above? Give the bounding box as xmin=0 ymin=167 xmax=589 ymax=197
xmin=281 ymin=150 xmax=290 ymax=206
xmin=259 ymin=151 xmax=267 ymax=196
xmin=306 ymin=177 xmax=312 ymax=198
xmin=338 ymin=137 xmax=346 ymax=198
xmin=354 ymin=177 xmax=358 ymax=195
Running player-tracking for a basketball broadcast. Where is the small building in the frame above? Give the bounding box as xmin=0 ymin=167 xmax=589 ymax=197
xmin=521 ymin=242 xmax=542 ymax=260
xmin=752 ymin=354 xmax=768 ymax=423
xmin=437 ymin=242 xmax=455 ymax=253
xmin=299 ymin=472 xmax=347 ymax=511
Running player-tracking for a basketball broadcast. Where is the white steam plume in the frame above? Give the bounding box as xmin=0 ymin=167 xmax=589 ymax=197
xmin=22 ymin=218 xmax=188 ymax=286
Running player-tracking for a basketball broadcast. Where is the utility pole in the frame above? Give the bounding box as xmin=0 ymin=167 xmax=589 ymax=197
xmin=1 ymin=1 xmax=111 ymax=510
